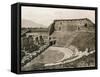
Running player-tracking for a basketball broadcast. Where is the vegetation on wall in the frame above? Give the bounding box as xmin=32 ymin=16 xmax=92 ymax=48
xmin=49 ymin=22 xmax=55 ymax=35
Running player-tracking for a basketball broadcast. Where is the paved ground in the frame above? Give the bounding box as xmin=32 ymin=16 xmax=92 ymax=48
xmin=47 ymin=47 xmax=74 ymax=62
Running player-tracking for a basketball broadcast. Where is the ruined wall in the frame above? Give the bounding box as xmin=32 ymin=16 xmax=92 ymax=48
xmin=49 ymin=18 xmax=95 ymax=47
xmin=26 ymin=32 xmax=49 ymax=43
xmin=53 ymin=19 xmax=94 ymax=32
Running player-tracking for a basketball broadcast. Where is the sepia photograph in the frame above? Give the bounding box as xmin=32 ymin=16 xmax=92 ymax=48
xmin=20 ymin=5 xmax=96 ymax=71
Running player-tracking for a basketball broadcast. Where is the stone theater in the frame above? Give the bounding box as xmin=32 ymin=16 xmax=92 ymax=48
xmin=48 ymin=18 xmax=95 ymax=47
xmin=21 ymin=18 xmax=95 ymax=70
xmin=21 ymin=18 xmax=95 ymax=49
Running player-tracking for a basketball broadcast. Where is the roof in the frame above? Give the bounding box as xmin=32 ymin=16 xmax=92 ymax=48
xmin=21 ymin=28 xmax=49 ymax=36
xmin=54 ymin=18 xmax=88 ymax=21
xmin=29 ymin=28 xmax=48 ymax=32
xmin=54 ymin=18 xmax=94 ymax=24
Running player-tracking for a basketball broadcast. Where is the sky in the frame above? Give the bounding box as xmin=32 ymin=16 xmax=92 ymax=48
xmin=22 ymin=6 xmax=95 ymax=27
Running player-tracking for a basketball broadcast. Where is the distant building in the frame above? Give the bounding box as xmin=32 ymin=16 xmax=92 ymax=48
xmin=21 ymin=28 xmax=49 ymax=50
xmin=25 ymin=28 xmax=49 ymax=45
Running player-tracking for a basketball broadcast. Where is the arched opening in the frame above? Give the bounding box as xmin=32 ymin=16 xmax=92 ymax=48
xmin=59 ymin=26 xmax=61 ymax=31
xmin=84 ymin=23 xmax=87 ymax=28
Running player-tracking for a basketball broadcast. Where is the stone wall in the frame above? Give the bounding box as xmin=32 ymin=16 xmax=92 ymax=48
xmin=53 ymin=18 xmax=94 ymax=32
xmin=49 ymin=18 xmax=95 ymax=47
xmin=26 ymin=32 xmax=49 ymax=43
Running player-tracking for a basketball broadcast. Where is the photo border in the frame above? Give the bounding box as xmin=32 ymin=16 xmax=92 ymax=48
xmin=14 ymin=2 xmax=98 ymax=74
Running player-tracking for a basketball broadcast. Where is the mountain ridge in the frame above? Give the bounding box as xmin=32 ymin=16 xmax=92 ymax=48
xmin=22 ymin=19 xmax=47 ymax=28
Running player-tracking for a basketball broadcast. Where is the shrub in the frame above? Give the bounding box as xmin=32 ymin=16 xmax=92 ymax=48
xmin=28 ymin=44 xmax=39 ymax=53
xmin=21 ymin=51 xmax=25 ymax=59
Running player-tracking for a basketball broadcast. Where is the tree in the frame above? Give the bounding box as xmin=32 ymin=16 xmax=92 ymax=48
xmin=28 ymin=35 xmax=34 ymax=47
xmin=39 ymin=35 xmax=44 ymax=45
xmin=49 ymin=23 xmax=55 ymax=35
xmin=21 ymin=51 xmax=25 ymax=59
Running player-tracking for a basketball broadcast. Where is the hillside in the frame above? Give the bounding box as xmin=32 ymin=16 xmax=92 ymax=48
xmin=22 ymin=19 xmax=47 ymax=28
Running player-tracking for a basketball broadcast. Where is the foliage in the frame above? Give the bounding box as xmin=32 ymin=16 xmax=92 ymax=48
xmin=21 ymin=51 xmax=25 ymax=59
xmin=28 ymin=44 xmax=39 ymax=53
xmin=49 ymin=23 xmax=55 ymax=35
